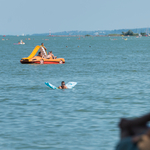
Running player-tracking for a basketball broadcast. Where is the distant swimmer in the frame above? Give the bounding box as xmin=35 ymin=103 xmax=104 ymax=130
xmin=58 ymin=81 xmax=68 ymax=89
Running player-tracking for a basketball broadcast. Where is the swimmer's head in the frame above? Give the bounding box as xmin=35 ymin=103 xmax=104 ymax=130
xmin=61 ymin=81 xmax=65 ymax=86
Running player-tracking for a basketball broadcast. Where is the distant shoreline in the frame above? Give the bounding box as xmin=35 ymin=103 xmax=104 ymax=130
xmin=1 ymin=35 xmax=148 ymax=37
xmin=1 ymin=27 xmax=149 ymax=36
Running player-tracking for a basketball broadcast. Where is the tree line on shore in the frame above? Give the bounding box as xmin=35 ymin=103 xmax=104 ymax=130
xmin=108 ymin=30 xmax=147 ymax=36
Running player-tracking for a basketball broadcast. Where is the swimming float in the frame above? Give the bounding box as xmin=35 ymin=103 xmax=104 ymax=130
xmin=14 ymin=40 xmax=25 ymax=45
xmin=20 ymin=45 xmax=65 ymax=64
xmin=19 ymin=40 xmax=25 ymax=44
xmin=45 ymin=82 xmax=77 ymax=89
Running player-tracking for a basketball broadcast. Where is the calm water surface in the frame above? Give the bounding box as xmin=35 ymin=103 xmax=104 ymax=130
xmin=0 ymin=36 xmax=150 ymax=150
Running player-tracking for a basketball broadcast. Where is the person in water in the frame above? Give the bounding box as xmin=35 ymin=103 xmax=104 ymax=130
xmin=47 ymin=51 xmax=57 ymax=59
xmin=47 ymin=51 xmax=52 ymax=59
xmin=58 ymin=81 xmax=68 ymax=89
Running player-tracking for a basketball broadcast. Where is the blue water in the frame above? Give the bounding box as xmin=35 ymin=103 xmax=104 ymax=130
xmin=0 ymin=36 xmax=150 ymax=150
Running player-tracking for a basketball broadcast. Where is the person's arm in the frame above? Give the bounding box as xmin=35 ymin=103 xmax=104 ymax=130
xmin=52 ymin=54 xmax=55 ymax=59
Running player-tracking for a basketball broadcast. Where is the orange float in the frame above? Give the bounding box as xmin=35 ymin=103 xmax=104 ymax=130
xmin=20 ymin=45 xmax=65 ymax=64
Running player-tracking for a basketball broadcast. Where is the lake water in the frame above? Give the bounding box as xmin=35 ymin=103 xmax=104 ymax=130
xmin=0 ymin=36 xmax=150 ymax=150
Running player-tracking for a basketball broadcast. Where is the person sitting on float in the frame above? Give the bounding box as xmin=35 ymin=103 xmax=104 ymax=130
xmin=47 ymin=51 xmax=57 ymax=59
xmin=37 ymin=52 xmax=42 ymax=57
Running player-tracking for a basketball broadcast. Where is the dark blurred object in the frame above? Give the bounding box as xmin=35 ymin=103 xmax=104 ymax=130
xmin=116 ymin=137 xmax=139 ymax=150
xmin=137 ymin=129 xmax=150 ymax=150
xmin=116 ymin=113 xmax=150 ymax=150
xmin=119 ymin=113 xmax=150 ymax=139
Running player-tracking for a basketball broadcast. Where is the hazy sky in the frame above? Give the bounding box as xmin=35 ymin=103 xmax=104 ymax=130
xmin=1 ymin=0 xmax=150 ymax=35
